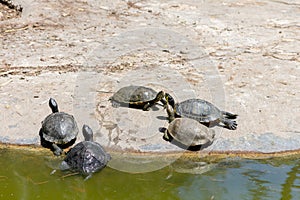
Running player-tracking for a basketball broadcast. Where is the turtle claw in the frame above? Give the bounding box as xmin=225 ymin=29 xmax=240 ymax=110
xmin=227 ymin=121 xmax=237 ymax=130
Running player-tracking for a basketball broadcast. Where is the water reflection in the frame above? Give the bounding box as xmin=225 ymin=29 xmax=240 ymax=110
xmin=172 ymin=159 xmax=300 ymax=200
xmin=0 ymin=148 xmax=300 ymax=200
xmin=281 ymin=160 xmax=300 ymax=200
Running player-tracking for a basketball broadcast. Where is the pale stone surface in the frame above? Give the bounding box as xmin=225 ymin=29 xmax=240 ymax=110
xmin=0 ymin=0 xmax=299 ymax=156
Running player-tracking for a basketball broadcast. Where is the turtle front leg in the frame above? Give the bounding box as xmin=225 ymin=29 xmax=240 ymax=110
xmin=84 ymin=174 xmax=93 ymax=181
xmin=143 ymin=102 xmax=156 ymax=111
xmin=142 ymin=103 xmax=151 ymax=111
xmin=165 ymin=102 xmax=175 ymax=122
xmin=163 ymin=131 xmax=171 ymax=141
xmin=143 ymin=91 xmax=165 ymax=111
xmin=51 ymin=143 xmax=63 ymax=156
xmin=160 ymin=98 xmax=167 ymax=107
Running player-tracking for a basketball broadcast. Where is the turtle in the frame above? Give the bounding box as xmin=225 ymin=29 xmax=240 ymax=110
xmin=165 ymin=93 xmax=238 ymax=130
xmin=39 ymin=98 xmax=78 ymax=156
xmin=60 ymin=125 xmax=111 ymax=180
xmin=109 ymin=85 xmax=165 ymax=111
xmin=163 ymin=111 xmax=215 ymax=150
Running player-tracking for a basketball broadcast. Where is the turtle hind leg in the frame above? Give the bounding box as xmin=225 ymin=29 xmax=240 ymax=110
xmin=222 ymin=119 xmax=237 ymax=130
xmin=222 ymin=111 xmax=238 ymax=119
xmin=165 ymin=104 xmax=176 ymax=122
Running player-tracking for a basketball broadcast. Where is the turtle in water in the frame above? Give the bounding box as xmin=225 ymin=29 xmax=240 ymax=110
xmin=39 ymin=98 xmax=78 ymax=156
xmin=109 ymin=85 xmax=165 ymax=111
xmin=165 ymin=93 xmax=238 ymax=130
xmin=60 ymin=125 xmax=111 ymax=180
xmin=164 ymin=118 xmax=215 ymax=150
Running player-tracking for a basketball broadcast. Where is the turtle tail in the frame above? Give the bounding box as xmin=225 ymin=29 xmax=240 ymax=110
xmin=222 ymin=111 xmax=238 ymax=119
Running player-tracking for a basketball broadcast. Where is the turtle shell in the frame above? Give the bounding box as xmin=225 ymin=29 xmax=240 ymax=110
xmin=175 ymin=99 xmax=222 ymax=125
xmin=167 ymin=118 xmax=215 ymax=147
xmin=63 ymin=141 xmax=111 ymax=175
xmin=41 ymin=112 xmax=78 ymax=144
xmin=110 ymin=85 xmax=158 ymax=106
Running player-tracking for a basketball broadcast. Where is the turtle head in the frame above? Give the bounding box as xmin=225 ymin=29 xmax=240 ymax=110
xmin=155 ymin=91 xmax=165 ymax=101
xmin=164 ymin=93 xmax=176 ymax=122
xmin=49 ymin=98 xmax=59 ymax=113
xmin=82 ymin=124 xmax=94 ymax=142
xmin=165 ymin=93 xmax=175 ymax=109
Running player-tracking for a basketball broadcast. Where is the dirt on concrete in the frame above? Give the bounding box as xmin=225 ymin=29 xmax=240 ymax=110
xmin=0 ymin=0 xmax=299 ymax=162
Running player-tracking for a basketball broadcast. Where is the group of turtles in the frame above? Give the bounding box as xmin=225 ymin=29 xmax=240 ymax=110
xmin=39 ymin=85 xmax=237 ymax=179
xmin=110 ymin=85 xmax=237 ymax=148
xmin=39 ymin=98 xmax=111 ymax=180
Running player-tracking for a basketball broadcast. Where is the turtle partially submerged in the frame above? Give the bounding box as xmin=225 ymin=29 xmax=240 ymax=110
xmin=164 ymin=114 xmax=215 ymax=150
xmin=165 ymin=93 xmax=238 ymax=130
xmin=109 ymin=85 xmax=165 ymax=111
xmin=39 ymin=98 xmax=78 ymax=156
xmin=60 ymin=125 xmax=111 ymax=180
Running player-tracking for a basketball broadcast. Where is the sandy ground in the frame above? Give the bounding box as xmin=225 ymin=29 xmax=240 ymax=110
xmin=0 ymin=0 xmax=299 ymax=159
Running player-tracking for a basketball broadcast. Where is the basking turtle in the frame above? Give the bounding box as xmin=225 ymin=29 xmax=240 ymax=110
xmin=39 ymin=98 xmax=78 ymax=156
xmin=165 ymin=93 xmax=238 ymax=130
xmin=60 ymin=125 xmax=111 ymax=180
xmin=109 ymin=85 xmax=165 ymax=111
xmin=164 ymin=116 xmax=215 ymax=150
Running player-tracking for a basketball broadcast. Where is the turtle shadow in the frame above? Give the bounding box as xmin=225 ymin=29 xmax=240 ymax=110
xmin=39 ymin=129 xmax=76 ymax=154
xmin=156 ymin=115 xmax=237 ymax=130
xmin=111 ymin=103 xmax=161 ymax=111
xmin=156 ymin=116 xmax=168 ymax=121
xmin=158 ymin=127 xmax=212 ymax=151
xmin=213 ymin=123 xmax=237 ymax=130
xmin=201 ymin=118 xmax=238 ymax=130
xmin=189 ymin=121 xmax=237 ymax=130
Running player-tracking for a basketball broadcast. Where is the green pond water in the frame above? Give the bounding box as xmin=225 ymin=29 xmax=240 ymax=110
xmin=0 ymin=148 xmax=300 ymax=200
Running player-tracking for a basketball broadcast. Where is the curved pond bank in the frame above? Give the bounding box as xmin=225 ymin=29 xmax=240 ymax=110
xmin=2 ymin=143 xmax=300 ymax=161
